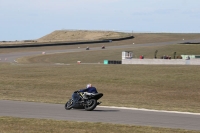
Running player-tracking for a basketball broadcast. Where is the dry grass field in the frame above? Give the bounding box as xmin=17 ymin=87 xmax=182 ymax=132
xmin=1 ymin=31 xmax=200 ymax=132
xmin=1 ymin=117 xmax=199 ymax=133
xmin=1 ymin=63 xmax=200 ymax=113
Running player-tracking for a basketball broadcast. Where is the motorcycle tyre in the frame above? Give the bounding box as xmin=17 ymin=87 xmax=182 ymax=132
xmin=84 ymin=99 xmax=97 ymax=111
xmin=65 ymin=99 xmax=73 ymax=110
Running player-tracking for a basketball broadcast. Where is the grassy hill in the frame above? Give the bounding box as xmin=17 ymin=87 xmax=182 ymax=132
xmin=37 ymin=30 xmax=132 ymax=42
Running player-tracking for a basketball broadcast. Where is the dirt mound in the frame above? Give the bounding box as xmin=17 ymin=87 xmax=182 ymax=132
xmin=37 ymin=30 xmax=131 ymax=42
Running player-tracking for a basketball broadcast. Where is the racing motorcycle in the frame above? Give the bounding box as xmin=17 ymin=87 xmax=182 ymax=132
xmin=65 ymin=91 xmax=103 ymax=111
xmin=86 ymin=47 xmax=90 ymax=50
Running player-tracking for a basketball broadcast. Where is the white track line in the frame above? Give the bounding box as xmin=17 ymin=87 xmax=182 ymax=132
xmin=99 ymin=106 xmax=200 ymax=115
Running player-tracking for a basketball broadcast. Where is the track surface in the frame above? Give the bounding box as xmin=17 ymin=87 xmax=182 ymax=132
xmin=1 ymin=100 xmax=200 ymax=131
xmin=1 ymin=39 xmax=200 ymax=131
xmin=1 ymin=39 xmax=200 ymax=63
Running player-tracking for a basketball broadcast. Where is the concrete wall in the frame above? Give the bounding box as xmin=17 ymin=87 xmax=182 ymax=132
xmin=122 ymin=59 xmax=200 ymax=65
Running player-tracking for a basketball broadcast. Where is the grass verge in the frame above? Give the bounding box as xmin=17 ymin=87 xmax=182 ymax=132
xmin=0 ymin=117 xmax=199 ymax=133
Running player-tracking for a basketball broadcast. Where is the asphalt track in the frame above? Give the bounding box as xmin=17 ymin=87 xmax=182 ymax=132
xmin=1 ymin=39 xmax=200 ymax=131
xmin=1 ymin=100 xmax=200 ymax=131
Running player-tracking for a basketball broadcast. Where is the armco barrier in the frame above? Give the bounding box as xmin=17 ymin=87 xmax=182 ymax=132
xmin=0 ymin=40 xmax=110 ymax=48
xmin=107 ymin=36 xmax=134 ymax=41
xmin=0 ymin=36 xmax=134 ymax=48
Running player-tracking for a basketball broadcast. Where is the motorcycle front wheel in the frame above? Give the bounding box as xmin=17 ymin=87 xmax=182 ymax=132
xmin=84 ymin=99 xmax=97 ymax=111
xmin=65 ymin=99 xmax=73 ymax=110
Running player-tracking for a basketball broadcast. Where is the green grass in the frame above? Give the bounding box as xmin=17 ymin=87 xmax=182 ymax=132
xmin=0 ymin=117 xmax=199 ymax=133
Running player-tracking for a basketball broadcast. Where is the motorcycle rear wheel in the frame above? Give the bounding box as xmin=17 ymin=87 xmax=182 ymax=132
xmin=65 ymin=99 xmax=73 ymax=110
xmin=84 ymin=99 xmax=97 ymax=111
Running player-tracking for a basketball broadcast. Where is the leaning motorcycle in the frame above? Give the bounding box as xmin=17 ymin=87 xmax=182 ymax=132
xmin=65 ymin=91 xmax=103 ymax=111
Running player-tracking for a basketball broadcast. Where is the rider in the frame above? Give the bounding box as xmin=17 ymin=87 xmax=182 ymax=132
xmin=79 ymin=83 xmax=98 ymax=99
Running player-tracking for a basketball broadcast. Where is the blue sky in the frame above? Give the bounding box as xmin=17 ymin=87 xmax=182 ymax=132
xmin=0 ymin=0 xmax=200 ymax=41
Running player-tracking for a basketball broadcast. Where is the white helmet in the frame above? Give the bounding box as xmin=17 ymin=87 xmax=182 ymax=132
xmin=86 ymin=84 xmax=92 ymax=88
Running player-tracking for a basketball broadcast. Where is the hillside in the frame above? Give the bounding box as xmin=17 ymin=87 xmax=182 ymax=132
xmin=37 ymin=30 xmax=131 ymax=42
